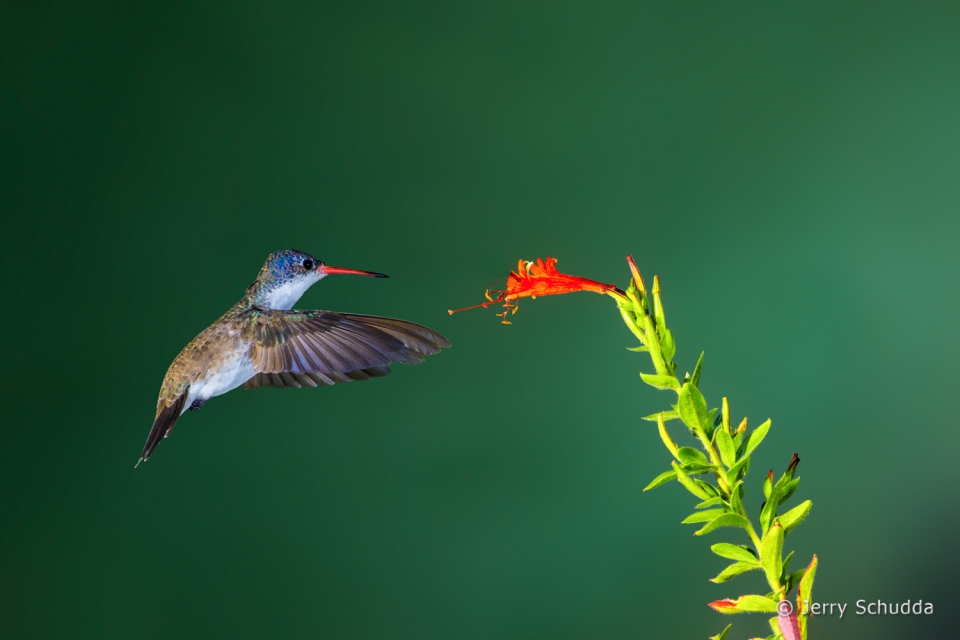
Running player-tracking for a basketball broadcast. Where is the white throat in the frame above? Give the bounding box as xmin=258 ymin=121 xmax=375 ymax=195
xmin=261 ymin=274 xmax=324 ymax=310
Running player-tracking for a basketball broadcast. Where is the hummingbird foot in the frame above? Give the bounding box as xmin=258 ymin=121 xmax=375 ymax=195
xmin=189 ymin=398 xmax=208 ymax=412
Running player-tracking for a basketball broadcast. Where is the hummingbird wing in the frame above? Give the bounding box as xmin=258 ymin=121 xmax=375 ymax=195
xmin=243 ymin=310 xmax=449 ymax=389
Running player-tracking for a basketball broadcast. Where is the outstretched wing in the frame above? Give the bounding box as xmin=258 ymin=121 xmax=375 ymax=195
xmin=243 ymin=310 xmax=450 ymax=389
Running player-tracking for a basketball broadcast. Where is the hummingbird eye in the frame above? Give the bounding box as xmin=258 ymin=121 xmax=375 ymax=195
xmin=302 ymin=259 xmax=314 ymax=271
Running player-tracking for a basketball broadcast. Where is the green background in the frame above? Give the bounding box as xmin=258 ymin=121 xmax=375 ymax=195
xmin=3 ymin=2 xmax=958 ymax=638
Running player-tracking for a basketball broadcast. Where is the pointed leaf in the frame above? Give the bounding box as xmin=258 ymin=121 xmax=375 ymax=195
xmin=709 ymin=624 xmax=732 ymax=640
xmin=778 ymin=500 xmax=812 ymax=535
xmin=760 ymin=480 xmax=783 ymax=534
xmin=672 ymin=461 xmax=710 ymax=500
xmin=797 ymin=558 xmax=818 ymax=640
xmin=760 ymin=524 xmax=784 ymax=588
xmin=744 ymin=419 xmax=772 ymax=458
xmin=695 ymin=480 xmax=720 ymax=497
xmin=640 ymin=372 xmax=680 ymax=390
xmin=681 ymin=462 xmax=717 ymax=475
xmin=711 ymin=543 xmax=759 ymax=563
xmin=661 ymin=327 xmax=676 ymax=363
xmin=709 ymin=595 xmax=779 ymax=614
xmin=711 ymin=561 xmax=761 ymax=583
xmin=643 ymin=469 xmax=677 ymax=491
xmin=626 ymin=345 xmax=649 ymax=352
xmin=696 ymin=513 xmax=751 ymax=536
xmin=779 ymin=477 xmax=800 ymax=506
xmin=691 ymin=351 xmax=705 ymax=387
xmin=682 ymin=509 xmax=726 ymax=524
xmin=678 ymin=382 xmax=711 ymax=438
xmin=716 ymin=428 xmax=737 ymax=468
xmin=642 ymin=409 xmax=679 ymax=422
xmin=677 ymin=447 xmax=708 ymax=465
xmin=730 ymin=481 xmax=744 ymax=516
xmin=726 ymin=455 xmax=750 ymax=486
xmin=696 ymin=497 xmax=725 ymax=509
xmin=782 ymin=550 xmax=795 ymax=574
xmin=783 ymin=568 xmax=804 ymax=593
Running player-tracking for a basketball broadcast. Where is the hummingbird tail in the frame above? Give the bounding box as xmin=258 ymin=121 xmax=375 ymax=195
xmin=138 ymin=391 xmax=188 ymax=465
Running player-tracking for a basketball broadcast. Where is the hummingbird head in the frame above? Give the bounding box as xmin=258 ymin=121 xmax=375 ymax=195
xmin=250 ymin=249 xmax=388 ymax=310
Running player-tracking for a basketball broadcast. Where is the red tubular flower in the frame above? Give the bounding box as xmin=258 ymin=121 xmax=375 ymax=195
xmin=448 ymin=257 xmax=622 ymax=323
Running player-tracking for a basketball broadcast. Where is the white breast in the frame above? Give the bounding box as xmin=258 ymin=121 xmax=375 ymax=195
xmin=182 ymin=356 xmax=257 ymax=415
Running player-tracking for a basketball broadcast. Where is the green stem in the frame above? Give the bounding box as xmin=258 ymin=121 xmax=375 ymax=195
xmin=641 ymin=314 xmax=670 ymax=376
xmin=618 ymin=308 xmax=647 ymax=345
xmin=694 ymin=429 xmax=731 ymax=495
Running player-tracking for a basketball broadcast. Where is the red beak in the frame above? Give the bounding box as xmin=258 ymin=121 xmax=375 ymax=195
xmin=319 ymin=264 xmax=388 ymax=278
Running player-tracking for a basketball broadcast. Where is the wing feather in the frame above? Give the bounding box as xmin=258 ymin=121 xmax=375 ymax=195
xmin=244 ymin=310 xmax=448 ymax=389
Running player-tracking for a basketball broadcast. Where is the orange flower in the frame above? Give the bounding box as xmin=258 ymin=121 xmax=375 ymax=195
xmin=448 ymin=257 xmax=622 ymax=323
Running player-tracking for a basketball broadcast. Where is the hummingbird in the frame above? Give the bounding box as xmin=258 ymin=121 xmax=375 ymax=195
xmin=138 ymin=249 xmax=450 ymax=465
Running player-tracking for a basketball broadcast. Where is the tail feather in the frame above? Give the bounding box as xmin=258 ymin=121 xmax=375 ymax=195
xmin=138 ymin=392 xmax=188 ymax=466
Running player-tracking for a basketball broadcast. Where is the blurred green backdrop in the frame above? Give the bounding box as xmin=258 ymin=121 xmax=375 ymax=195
xmin=3 ymin=2 xmax=959 ymax=638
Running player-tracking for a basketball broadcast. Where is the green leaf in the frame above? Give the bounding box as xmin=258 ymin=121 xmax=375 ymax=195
xmin=640 ymin=372 xmax=680 ymax=390
xmin=779 ymin=477 xmax=800 ymax=505
xmin=716 ymin=428 xmax=737 ymax=468
xmin=777 ymin=500 xmax=812 ymax=535
xmin=678 ymin=382 xmax=711 ymax=437
xmin=709 ymin=624 xmax=732 ymax=640
xmin=691 ymin=351 xmax=705 ymax=387
xmin=711 ymin=561 xmax=762 ymax=583
xmin=641 ymin=409 xmax=679 ymax=422
xmin=626 ymin=345 xmax=649 ymax=352
xmin=681 ymin=462 xmax=716 ymax=475
xmin=711 ymin=543 xmax=759 ymax=563
xmin=726 ymin=455 xmax=750 ymax=486
xmin=733 ymin=428 xmax=744 ymax=452
xmin=782 ymin=550 xmax=795 ymax=574
xmin=709 ymin=594 xmax=779 ymax=614
xmin=682 ymin=509 xmax=726 ymax=524
xmin=695 ymin=480 xmax=720 ymax=497
xmin=784 ymin=568 xmax=804 ymax=593
xmin=760 ymin=494 xmax=778 ymax=535
xmin=760 ymin=524 xmax=784 ymax=588
xmin=730 ymin=482 xmax=744 ymax=516
xmin=672 ymin=461 xmax=711 ymax=500
xmin=695 ymin=512 xmax=751 ymax=536
xmin=743 ymin=418 xmax=772 ymax=458
xmin=661 ymin=327 xmax=676 ymax=363
xmin=696 ymin=496 xmax=725 ymax=509
xmin=768 ymin=618 xmax=781 ymax=638
xmin=797 ymin=555 xmax=818 ymax=640
xmin=642 ymin=469 xmax=677 ymax=491
xmin=677 ymin=447 xmax=708 ymax=465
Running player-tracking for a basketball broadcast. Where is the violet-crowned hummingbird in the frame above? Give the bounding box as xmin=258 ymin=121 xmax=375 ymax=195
xmin=138 ymin=249 xmax=449 ymax=465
